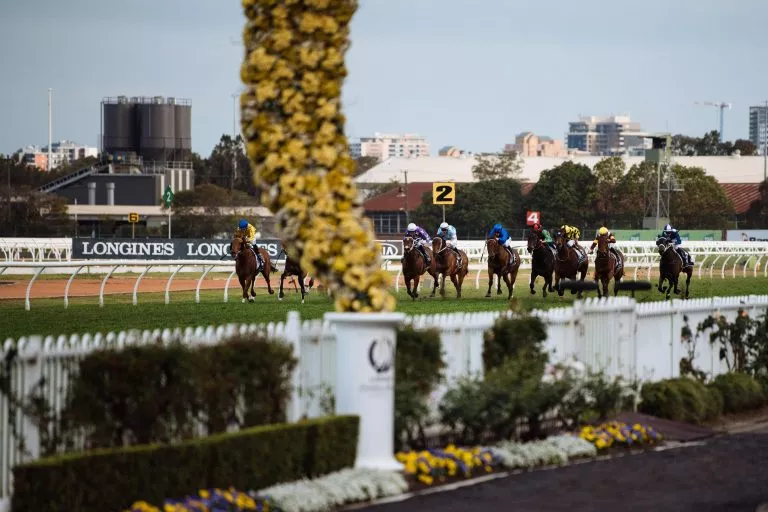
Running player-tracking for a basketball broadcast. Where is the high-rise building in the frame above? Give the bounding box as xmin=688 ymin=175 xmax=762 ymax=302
xmin=566 ymin=115 xmax=646 ymax=156
xmin=505 ymin=132 xmax=568 ymax=157
xmin=749 ymin=105 xmax=768 ymax=154
xmin=15 ymin=140 xmax=97 ymax=170
xmin=349 ymin=133 xmax=430 ymax=161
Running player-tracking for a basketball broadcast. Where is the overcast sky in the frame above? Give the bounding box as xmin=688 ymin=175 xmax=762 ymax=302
xmin=1 ymin=0 xmax=766 ymax=157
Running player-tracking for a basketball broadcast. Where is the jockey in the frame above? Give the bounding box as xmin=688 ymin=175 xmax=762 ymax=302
xmin=488 ymin=223 xmax=517 ymax=262
xmin=660 ymin=223 xmax=694 ymax=267
xmin=436 ymin=221 xmax=462 ymax=260
xmin=404 ymin=222 xmax=432 ymax=265
xmin=235 ymin=218 xmax=264 ymax=268
xmin=588 ymin=226 xmax=621 ymax=261
xmin=531 ymin=222 xmax=556 ymax=251
xmin=560 ymin=224 xmax=583 ymax=247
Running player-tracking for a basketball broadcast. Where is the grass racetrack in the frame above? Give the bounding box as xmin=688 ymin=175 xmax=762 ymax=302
xmin=2 ymin=271 xmax=768 ymax=339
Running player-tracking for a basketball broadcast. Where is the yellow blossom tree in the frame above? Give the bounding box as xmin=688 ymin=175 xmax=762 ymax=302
xmin=240 ymin=0 xmax=395 ymax=312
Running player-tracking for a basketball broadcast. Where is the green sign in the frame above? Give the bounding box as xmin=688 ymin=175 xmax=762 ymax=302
xmin=163 ymin=186 xmax=175 ymax=207
xmin=611 ymin=230 xmax=722 ymax=242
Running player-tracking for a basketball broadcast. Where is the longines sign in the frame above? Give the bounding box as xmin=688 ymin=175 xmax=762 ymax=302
xmin=72 ymin=239 xmax=404 ymax=260
xmin=71 ymin=238 xmax=283 ymax=260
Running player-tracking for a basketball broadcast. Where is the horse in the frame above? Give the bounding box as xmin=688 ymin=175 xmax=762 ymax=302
xmin=230 ymin=236 xmax=276 ymax=302
xmin=593 ymin=233 xmax=625 ymax=298
xmin=431 ymin=237 xmax=469 ymax=298
xmin=656 ymin=237 xmax=692 ymax=299
xmin=485 ymin=237 xmax=521 ymax=299
xmin=526 ymin=230 xmax=556 ymax=297
xmin=278 ymin=254 xmax=314 ymax=304
xmin=401 ymin=236 xmax=438 ymax=300
xmin=553 ymin=230 xmax=589 ymax=298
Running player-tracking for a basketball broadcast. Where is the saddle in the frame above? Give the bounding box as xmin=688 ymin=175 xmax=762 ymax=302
xmin=504 ymin=247 xmax=516 ymax=268
xmin=247 ymin=244 xmax=263 ymax=270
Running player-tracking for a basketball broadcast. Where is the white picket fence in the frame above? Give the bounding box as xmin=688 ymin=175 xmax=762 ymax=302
xmin=2 ymin=295 xmax=768 ymax=502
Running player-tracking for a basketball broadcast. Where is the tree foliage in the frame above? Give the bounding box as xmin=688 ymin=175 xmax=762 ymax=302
xmin=668 ymin=165 xmax=734 ymax=229
xmin=471 ymin=152 xmax=522 ymax=181
xmin=671 ymin=130 xmax=757 ymax=156
xmin=528 ymin=161 xmax=597 ymax=229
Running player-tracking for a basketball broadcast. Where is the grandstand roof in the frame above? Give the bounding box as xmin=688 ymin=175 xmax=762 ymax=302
xmin=355 ymin=155 xmax=768 ymax=186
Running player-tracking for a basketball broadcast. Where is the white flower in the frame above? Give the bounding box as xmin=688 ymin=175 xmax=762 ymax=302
xmin=255 ymin=468 xmax=408 ymax=512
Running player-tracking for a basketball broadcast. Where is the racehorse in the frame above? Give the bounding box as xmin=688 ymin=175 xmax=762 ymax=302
xmin=485 ymin=236 xmax=521 ymax=299
xmin=401 ymin=236 xmax=438 ymax=299
xmin=593 ymin=232 xmax=625 ymax=298
xmin=230 ymin=236 xmax=276 ymax=302
xmin=526 ymin=230 xmax=556 ymax=297
xmin=656 ymin=237 xmax=692 ymax=299
xmin=278 ymin=254 xmax=314 ymax=304
xmin=553 ymin=230 xmax=589 ymax=298
xmin=432 ymin=237 xmax=469 ymax=298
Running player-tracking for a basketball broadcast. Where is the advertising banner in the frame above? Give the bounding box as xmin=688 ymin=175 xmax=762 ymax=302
xmin=72 ymin=239 xmax=406 ymax=260
xmin=611 ymin=230 xmax=723 ymax=242
xmin=71 ymin=238 xmax=283 ymax=260
xmin=725 ymin=230 xmax=768 ymax=242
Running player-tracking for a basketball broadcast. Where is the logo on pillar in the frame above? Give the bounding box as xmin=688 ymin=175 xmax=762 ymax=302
xmin=368 ymin=338 xmax=394 ymax=374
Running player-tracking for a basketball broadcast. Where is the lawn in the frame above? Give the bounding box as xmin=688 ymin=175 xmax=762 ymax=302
xmin=2 ymin=275 xmax=768 ymax=339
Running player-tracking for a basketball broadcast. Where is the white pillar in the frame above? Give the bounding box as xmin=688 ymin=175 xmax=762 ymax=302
xmin=285 ymin=311 xmax=302 ymax=422
xmin=325 ymin=311 xmax=405 ymax=471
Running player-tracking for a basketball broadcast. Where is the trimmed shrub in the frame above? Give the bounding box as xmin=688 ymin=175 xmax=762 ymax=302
xmin=639 ymin=377 xmax=720 ymax=424
xmin=12 ymin=415 xmax=358 ymax=512
xmin=709 ymin=373 xmax=765 ymax=414
xmin=64 ymin=334 xmax=297 ymax=448
xmin=394 ymin=326 xmax=445 ymax=449
xmin=482 ymin=315 xmax=548 ymax=374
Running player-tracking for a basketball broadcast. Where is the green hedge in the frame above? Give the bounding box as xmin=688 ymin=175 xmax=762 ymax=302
xmin=12 ymin=415 xmax=358 ymax=512
xmin=639 ymin=373 xmax=765 ymax=424
xmin=710 ymin=373 xmax=765 ymax=414
xmin=639 ymin=377 xmax=720 ymax=424
xmin=63 ymin=334 xmax=297 ymax=448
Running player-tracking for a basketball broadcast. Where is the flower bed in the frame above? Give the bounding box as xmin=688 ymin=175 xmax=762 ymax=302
xmin=124 ymin=431 xmax=664 ymax=512
xmin=396 ymin=445 xmax=502 ymax=486
xmin=127 ymin=488 xmax=279 ymax=512
xmin=577 ymin=421 xmax=662 ymax=451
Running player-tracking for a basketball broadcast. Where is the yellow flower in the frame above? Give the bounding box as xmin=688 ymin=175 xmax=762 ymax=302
xmin=271 ymin=29 xmax=293 ymax=50
xmin=418 ymin=474 xmax=434 ymax=485
xmin=300 ymin=72 xmax=321 ymax=94
xmin=255 ymin=81 xmax=278 ymax=102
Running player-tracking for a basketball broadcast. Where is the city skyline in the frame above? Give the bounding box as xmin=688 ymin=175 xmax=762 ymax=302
xmin=1 ymin=0 xmax=767 ymax=158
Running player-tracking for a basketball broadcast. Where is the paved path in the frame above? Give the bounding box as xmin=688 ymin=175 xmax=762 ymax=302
xmin=363 ymin=433 xmax=768 ymax=512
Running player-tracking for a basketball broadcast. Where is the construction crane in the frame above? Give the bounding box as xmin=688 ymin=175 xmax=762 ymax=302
xmin=694 ymin=101 xmax=732 ymax=142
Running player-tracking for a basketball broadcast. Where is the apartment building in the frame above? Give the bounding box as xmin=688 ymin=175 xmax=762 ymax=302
xmin=349 ymin=132 xmax=430 ymax=161
xmin=566 ymin=115 xmax=646 ymax=156
xmin=504 ymin=132 xmax=568 ymax=157
xmin=749 ymin=105 xmax=768 ymax=154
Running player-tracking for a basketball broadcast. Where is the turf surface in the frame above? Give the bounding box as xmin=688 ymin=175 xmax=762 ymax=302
xmin=2 ymin=275 xmax=768 ymax=339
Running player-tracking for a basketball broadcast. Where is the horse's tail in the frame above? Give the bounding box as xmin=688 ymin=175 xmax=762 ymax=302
xmin=308 ymin=277 xmax=315 ymax=289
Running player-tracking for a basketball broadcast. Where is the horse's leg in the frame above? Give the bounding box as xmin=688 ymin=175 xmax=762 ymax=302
xmin=278 ymin=272 xmax=286 ymax=301
xmin=450 ymin=272 xmax=461 ymax=298
xmin=239 ymin=274 xmax=248 ymax=303
xmin=503 ymin=272 xmax=513 ymax=300
xmin=429 ymin=270 xmax=438 ymax=297
xmin=529 ymin=269 xmax=537 ymax=295
xmin=485 ymin=268 xmax=494 ymax=298
xmin=440 ymin=273 xmax=446 ymax=298
xmin=297 ymin=273 xmax=307 ymax=303
xmin=613 ymin=270 xmax=622 ymax=297
xmin=658 ymin=271 xmax=666 ymax=293
xmin=413 ymin=274 xmax=421 ymax=299
xmin=263 ymin=260 xmax=274 ymax=295
xmin=685 ymin=270 xmax=692 ymax=299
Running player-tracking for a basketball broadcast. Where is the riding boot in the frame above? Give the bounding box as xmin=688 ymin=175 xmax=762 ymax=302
xmin=420 ymin=246 xmax=431 ymax=265
xmin=452 ymin=247 xmax=462 ymax=265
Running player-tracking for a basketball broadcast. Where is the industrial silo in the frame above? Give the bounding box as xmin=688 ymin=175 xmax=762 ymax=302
xmin=138 ymin=96 xmax=176 ymax=162
xmin=171 ymin=98 xmax=192 ymax=161
xmin=102 ymin=96 xmax=137 ymax=155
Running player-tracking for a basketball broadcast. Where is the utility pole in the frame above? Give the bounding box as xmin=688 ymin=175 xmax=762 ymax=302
xmin=48 ymin=88 xmax=53 ymax=172
xmin=403 ymin=169 xmax=409 ymax=224
xmin=231 ymin=93 xmax=238 ymax=195
xmin=764 ymin=100 xmax=767 ymax=183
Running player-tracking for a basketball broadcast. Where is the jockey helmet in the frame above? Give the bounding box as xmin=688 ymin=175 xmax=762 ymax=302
xmin=239 ymin=219 xmax=248 ymax=230
xmin=493 ymin=223 xmax=502 ymax=231
xmin=440 ymin=222 xmax=448 ymax=229
xmin=664 ymin=224 xmax=672 ymax=231
xmin=407 ymin=222 xmax=417 ymax=231
xmin=598 ymin=227 xmax=608 ymax=236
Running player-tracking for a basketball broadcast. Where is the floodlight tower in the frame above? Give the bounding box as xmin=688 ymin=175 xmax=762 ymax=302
xmin=694 ymin=101 xmax=731 ymax=142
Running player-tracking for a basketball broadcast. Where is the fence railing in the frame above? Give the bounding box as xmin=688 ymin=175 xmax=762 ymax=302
xmin=2 ymin=295 xmax=767 ymax=501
